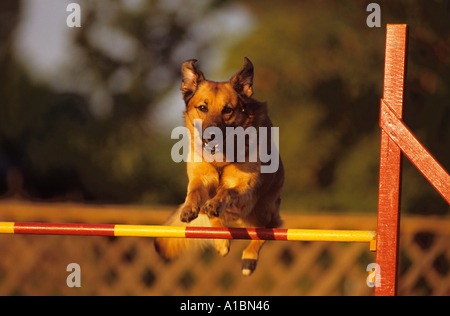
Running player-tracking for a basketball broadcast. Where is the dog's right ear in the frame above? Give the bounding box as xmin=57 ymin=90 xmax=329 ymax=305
xmin=181 ymin=59 xmax=205 ymax=102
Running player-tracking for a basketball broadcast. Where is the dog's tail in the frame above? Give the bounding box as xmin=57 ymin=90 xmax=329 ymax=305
xmin=154 ymin=205 xmax=213 ymax=259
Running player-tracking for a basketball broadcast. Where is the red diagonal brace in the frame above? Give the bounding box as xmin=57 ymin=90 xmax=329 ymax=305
xmin=380 ymin=99 xmax=450 ymax=204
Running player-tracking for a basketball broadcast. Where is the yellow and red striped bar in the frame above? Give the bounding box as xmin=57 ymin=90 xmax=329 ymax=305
xmin=0 ymin=222 xmax=376 ymax=250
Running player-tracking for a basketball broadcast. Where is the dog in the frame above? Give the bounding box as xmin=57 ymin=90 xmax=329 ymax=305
xmin=154 ymin=57 xmax=284 ymax=276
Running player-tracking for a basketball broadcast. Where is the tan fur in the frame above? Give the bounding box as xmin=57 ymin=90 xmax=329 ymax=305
xmin=154 ymin=58 xmax=284 ymax=275
xmin=154 ymin=206 xmax=214 ymax=259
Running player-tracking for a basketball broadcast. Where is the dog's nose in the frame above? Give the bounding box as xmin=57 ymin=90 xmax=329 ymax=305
xmin=204 ymin=131 xmax=216 ymax=143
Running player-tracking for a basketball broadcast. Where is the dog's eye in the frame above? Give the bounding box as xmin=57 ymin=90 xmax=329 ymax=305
xmin=222 ymin=106 xmax=233 ymax=115
xmin=197 ymin=105 xmax=208 ymax=113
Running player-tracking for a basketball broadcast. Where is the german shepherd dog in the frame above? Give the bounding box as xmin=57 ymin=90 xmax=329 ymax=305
xmin=154 ymin=58 xmax=284 ymax=276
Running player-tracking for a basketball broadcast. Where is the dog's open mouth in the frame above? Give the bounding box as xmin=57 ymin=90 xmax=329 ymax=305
xmin=202 ymin=134 xmax=220 ymax=155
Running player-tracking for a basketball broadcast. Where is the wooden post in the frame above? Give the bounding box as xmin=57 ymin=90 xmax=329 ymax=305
xmin=375 ymin=24 xmax=409 ymax=296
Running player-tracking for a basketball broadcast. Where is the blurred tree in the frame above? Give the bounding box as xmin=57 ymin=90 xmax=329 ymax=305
xmin=224 ymin=0 xmax=450 ymax=214
xmin=1 ymin=0 xmax=449 ymax=216
xmin=0 ymin=0 xmax=248 ymax=205
xmin=0 ymin=0 xmax=21 ymax=196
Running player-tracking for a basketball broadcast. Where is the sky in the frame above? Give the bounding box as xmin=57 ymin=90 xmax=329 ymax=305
xmin=14 ymin=0 xmax=77 ymax=83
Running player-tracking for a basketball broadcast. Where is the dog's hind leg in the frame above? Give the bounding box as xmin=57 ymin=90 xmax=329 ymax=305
xmin=241 ymin=240 xmax=265 ymax=276
xmin=208 ymin=216 xmax=230 ymax=257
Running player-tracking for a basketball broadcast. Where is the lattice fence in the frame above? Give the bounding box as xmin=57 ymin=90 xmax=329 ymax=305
xmin=0 ymin=201 xmax=449 ymax=295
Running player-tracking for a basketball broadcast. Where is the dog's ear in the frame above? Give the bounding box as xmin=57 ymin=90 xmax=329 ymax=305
xmin=181 ymin=59 xmax=205 ymax=102
xmin=230 ymin=57 xmax=254 ymax=98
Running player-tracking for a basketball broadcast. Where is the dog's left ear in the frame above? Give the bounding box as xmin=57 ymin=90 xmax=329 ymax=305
xmin=230 ymin=57 xmax=254 ymax=98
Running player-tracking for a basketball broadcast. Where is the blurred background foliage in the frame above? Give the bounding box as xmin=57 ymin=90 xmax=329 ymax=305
xmin=0 ymin=0 xmax=449 ymax=215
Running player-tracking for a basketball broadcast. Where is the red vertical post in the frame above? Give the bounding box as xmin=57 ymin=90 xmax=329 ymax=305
xmin=375 ymin=24 xmax=409 ymax=296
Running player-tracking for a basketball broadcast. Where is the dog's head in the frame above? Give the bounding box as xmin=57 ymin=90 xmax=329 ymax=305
xmin=181 ymin=58 xmax=255 ymax=159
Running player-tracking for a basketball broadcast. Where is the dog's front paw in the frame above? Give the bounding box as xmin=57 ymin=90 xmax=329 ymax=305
xmin=180 ymin=203 xmax=200 ymax=223
xmin=202 ymin=199 xmax=221 ymax=218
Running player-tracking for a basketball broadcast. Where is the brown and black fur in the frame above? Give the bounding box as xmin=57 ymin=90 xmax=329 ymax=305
xmin=154 ymin=57 xmax=284 ymax=276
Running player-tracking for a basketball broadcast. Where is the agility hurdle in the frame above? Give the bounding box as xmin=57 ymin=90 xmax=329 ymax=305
xmin=0 ymin=222 xmax=377 ymax=248
xmin=0 ymin=24 xmax=449 ymax=296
